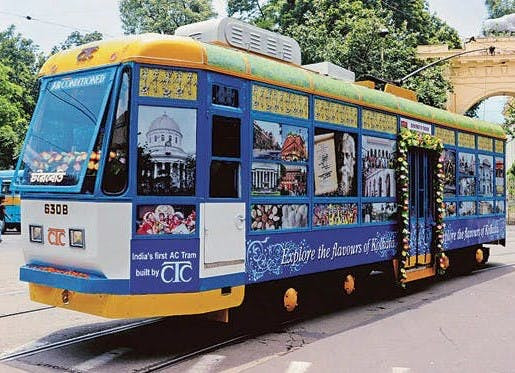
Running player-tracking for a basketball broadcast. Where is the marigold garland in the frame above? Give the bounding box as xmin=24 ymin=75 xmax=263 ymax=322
xmin=396 ymin=128 xmax=447 ymax=287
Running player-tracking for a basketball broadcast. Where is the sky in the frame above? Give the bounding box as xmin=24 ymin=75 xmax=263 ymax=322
xmin=0 ymin=0 xmax=507 ymax=123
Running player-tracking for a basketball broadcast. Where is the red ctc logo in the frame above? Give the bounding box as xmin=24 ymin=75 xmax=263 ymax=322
xmin=47 ymin=228 xmax=66 ymax=246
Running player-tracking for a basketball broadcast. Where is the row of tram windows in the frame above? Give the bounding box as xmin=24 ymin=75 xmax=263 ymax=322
xmin=123 ymin=67 xmax=505 ymax=235
xmin=441 ymin=140 xmax=506 ymax=218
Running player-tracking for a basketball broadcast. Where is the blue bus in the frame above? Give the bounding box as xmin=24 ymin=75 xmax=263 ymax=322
xmin=0 ymin=170 xmax=21 ymax=233
xmin=13 ymin=19 xmax=506 ymax=319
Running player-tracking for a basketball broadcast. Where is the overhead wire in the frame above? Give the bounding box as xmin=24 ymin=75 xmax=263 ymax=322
xmin=0 ymin=10 xmax=115 ymax=37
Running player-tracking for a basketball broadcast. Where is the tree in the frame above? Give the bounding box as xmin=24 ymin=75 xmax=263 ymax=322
xmin=119 ymin=0 xmax=216 ymax=35
xmin=0 ymin=25 xmax=42 ymax=167
xmin=228 ymin=0 xmax=459 ymax=108
xmin=0 ymin=26 xmax=42 ymax=123
xmin=485 ymin=0 xmax=515 ymax=18
xmin=465 ymin=102 xmax=481 ymax=119
xmin=503 ymin=98 xmax=515 ymax=136
xmin=0 ymin=62 xmax=26 ymax=168
xmin=50 ymin=31 xmax=103 ymax=55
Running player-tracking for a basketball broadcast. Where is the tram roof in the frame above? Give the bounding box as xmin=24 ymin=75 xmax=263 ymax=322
xmin=39 ymin=34 xmax=506 ymax=140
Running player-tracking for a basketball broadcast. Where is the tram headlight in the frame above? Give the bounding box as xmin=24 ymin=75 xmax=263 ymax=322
xmin=69 ymin=228 xmax=85 ymax=248
xmin=29 ymin=225 xmax=43 ymax=243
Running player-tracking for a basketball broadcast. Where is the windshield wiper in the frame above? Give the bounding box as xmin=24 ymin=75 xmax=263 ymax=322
xmin=44 ymin=87 xmax=97 ymax=124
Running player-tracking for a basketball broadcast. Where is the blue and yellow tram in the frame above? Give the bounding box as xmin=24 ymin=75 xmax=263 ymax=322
xmin=0 ymin=169 xmax=21 ymax=232
xmin=13 ymin=19 xmax=506 ymax=318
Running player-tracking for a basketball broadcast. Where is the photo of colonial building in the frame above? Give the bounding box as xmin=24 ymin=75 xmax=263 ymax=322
xmin=478 ymin=155 xmax=493 ymax=196
xmin=362 ymin=136 xmax=396 ymax=197
xmin=137 ymin=107 xmax=196 ymax=195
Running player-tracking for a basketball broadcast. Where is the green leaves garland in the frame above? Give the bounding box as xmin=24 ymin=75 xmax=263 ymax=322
xmin=396 ymin=128 xmax=446 ymax=287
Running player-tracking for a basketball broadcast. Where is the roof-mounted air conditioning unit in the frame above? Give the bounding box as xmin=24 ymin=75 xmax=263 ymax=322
xmin=175 ymin=17 xmax=302 ymax=65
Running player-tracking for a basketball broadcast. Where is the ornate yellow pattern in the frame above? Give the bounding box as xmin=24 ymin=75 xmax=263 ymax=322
xmin=435 ymin=127 xmax=455 ymax=145
xmin=252 ymin=85 xmax=308 ymax=119
xmin=495 ymin=140 xmax=504 ymax=154
xmin=314 ymin=99 xmax=357 ymax=127
xmin=362 ymin=109 xmax=397 ymax=134
xmin=138 ymin=67 xmax=197 ymax=100
xmin=478 ymin=136 xmax=493 ymax=152
xmin=458 ymin=132 xmax=475 ymax=149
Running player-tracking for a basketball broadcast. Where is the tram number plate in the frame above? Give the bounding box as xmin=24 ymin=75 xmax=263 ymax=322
xmin=44 ymin=203 xmax=68 ymax=215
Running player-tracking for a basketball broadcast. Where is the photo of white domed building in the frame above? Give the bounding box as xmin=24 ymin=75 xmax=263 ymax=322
xmin=137 ymin=106 xmax=196 ymax=195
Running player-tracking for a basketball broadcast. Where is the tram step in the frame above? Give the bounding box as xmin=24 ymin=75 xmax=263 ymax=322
xmin=404 ymin=265 xmax=436 ymax=283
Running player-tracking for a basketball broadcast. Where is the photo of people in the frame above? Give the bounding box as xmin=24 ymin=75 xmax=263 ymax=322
xmin=459 ymin=152 xmax=476 ymax=176
xmin=251 ymin=204 xmax=308 ymax=231
xmin=478 ymin=155 xmax=493 ymax=196
xmin=253 ymin=120 xmax=308 ymax=162
xmin=496 ymin=158 xmax=505 ymax=196
xmin=443 ymin=149 xmax=456 ymax=196
xmin=137 ymin=106 xmax=196 ymax=196
xmin=362 ymin=136 xmax=396 ymax=197
xmin=251 ymin=163 xmax=307 ymax=196
xmin=313 ymin=203 xmax=358 ymax=227
xmin=314 ymin=128 xmax=357 ymax=197
xmin=136 ymin=204 xmax=196 ymax=235
xmin=459 ymin=201 xmax=476 ymax=216
xmin=362 ymin=202 xmax=397 ymax=223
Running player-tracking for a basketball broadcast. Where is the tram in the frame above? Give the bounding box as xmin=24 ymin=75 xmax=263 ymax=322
xmin=13 ymin=18 xmax=506 ymax=319
xmin=0 ymin=169 xmax=21 ymax=233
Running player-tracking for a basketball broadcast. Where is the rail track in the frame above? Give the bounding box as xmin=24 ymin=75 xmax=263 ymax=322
xmin=0 ymin=306 xmax=55 ymax=319
xmin=0 ymin=317 xmax=165 ymax=362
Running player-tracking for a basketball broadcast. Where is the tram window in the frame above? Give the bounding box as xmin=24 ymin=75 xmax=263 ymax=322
xmin=103 ymin=70 xmax=130 ymax=195
xmin=212 ymin=116 xmax=240 ymax=157
xmin=210 ymin=161 xmax=239 ymax=198
xmin=212 ymin=84 xmax=239 ymax=108
xmin=82 ymin=113 xmax=107 ymax=194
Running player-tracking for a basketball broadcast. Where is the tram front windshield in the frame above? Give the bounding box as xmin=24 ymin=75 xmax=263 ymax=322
xmin=15 ymin=67 xmax=116 ymax=191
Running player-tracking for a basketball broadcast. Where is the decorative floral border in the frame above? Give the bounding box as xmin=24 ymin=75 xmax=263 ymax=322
xmin=396 ymin=128 xmax=447 ymax=287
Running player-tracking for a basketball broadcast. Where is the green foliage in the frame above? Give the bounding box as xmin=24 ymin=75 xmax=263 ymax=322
xmin=119 ymin=0 xmax=216 ymax=35
xmin=50 ymin=31 xmax=103 ymax=55
xmin=485 ymin=0 xmax=515 ymax=18
xmin=465 ymin=101 xmax=481 ymax=118
xmin=0 ymin=62 xmax=26 ymax=168
xmin=228 ymin=0 xmax=458 ymax=108
xmin=503 ymin=98 xmax=515 ymax=136
xmin=0 ymin=26 xmax=42 ymax=121
xmin=0 ymin=25 xmax=43 ymax=168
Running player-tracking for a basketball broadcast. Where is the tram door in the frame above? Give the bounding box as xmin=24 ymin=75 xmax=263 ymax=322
xmin=408 ymin=149 xmax=434 ymax=267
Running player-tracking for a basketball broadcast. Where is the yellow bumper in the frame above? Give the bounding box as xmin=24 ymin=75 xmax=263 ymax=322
xmin=29 ymin=283 xmax=245 ymax=318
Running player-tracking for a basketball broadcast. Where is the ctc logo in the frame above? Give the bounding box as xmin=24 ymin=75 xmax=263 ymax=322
xmin=161 ymin=261 xmax=193 ymax=283
xmin=47 ymin=227 xmax=66 ymax=246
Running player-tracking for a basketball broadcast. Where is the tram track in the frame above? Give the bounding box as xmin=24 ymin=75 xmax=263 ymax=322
xmin=134 ymin=316 xmax=305 ymax=373
xmin=0 ymin=306 xmax=55 ymax=319
xmin=0 ymin=317 xmax=166 ymax=362
xmin=1 ymin=259 xmax=513 ymax=371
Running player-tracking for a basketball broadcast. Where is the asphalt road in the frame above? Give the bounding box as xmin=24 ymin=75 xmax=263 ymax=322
xmin=0 ymin=227 xmax=514 ymax=373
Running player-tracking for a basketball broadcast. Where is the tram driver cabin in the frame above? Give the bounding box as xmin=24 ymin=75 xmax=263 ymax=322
xmin=13 ymin=18 xmax=506 ymax=319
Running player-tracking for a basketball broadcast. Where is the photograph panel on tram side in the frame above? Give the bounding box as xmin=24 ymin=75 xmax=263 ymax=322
xmin=137 ymin=106 xmax=196 ymax=196
xmin=253 ymin=120 xmax=308 ymax=162
xmin=313 ymin=128 xmax=357 ymax=197
xmin=251 ymin=163 xmax=307 ymax=196
xmin=361 ymin=136 xmax=396 ymax=198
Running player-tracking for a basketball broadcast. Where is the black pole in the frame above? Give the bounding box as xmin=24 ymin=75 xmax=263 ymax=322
xmin=396 ymin=46 xmax=496 ymax=85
